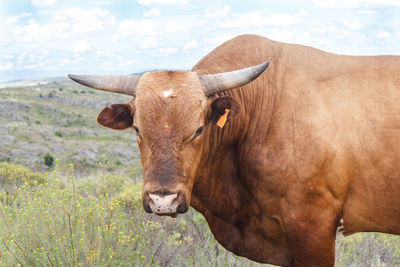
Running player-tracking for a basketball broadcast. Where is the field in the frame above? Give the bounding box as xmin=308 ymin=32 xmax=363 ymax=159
xmin=1 ymin=79 xmax=400 ymax=266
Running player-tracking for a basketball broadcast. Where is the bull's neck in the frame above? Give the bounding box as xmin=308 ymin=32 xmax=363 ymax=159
xmin=191 ymin=63 xmax=282 ymax=222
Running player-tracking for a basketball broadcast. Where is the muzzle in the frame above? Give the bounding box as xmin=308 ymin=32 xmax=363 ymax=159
xmin=142 ymin=190 xmax=188 ymax=216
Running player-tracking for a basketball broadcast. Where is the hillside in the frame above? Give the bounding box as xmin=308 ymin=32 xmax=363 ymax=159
xmin=0 ymin=77 xmax=139 ymax=176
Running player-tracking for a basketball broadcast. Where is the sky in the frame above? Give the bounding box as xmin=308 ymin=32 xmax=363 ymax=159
xmin=0 ymin=0 xmax=399 ymax=83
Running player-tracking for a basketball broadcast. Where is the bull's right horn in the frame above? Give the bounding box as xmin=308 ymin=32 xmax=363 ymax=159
xmin=68 ymin=74 xmax=140 ymax=96
xmin=199 ymin=61 xmax=269 ymax=96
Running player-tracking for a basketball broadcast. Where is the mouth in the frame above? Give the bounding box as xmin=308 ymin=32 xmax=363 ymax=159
xmin=156 ymin=212 xmax=178 ymax=218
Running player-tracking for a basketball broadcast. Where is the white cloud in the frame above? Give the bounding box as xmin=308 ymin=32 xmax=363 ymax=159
xmin=313 ymin=0 xmax=359 ymax=8
xmin=10 ymin=7 xmax=116 ymax=43
xmin=164 ymin=22 xmax=189 ymax=33
xmin=13 ymin=18 xmax=69 ymax=42
xmin=208 ymin=34 xmax=236 ymax=45
xmin=357 ymin=9 xmax=377 ymax=14
xmin=263 ymin=13 xmax=302 ymax=26
xmin=93 ymin=1 xmax=111 ymax=5
xmin=140 ymin=36 xmax=158 ymax=49
xmin=6 ymin=17 xmax=18 ymax=25
xmin=159 ymin=47 xmax=178 ymax=55
xmin=344 ymin=20 xmax=363 ymax=30
xmin=119 ymin=59 xmax=140 ymax=67
xmin=5 ymin=12 xmax=32 ymax=25
xmin=315 ymin=38 xmax=334 ymax=47
xmin=366 ymin=0 xmax=400 ymax=6
xmin=299 ymin=8 xmax=309 ymax=16
xmin=119 ymin=19 xmax=157 ymax=36
xmin=183 ymin=40 xmax=198 ymax=50
xmin=143 ymin=8 xmax=161 ymax=17
xmin=138 ymin=0 xmax=187 ymax=6
xmin=312 ymin=25 xmax=338 ymax=34
xmin=73 ymin=41 xmax=90 ymax=53
xmin=269 ymin=30 xmax=294 ymax=42
xmin=0 ymin=62 xmax=13 ymax=70
xmin=377 ymin=31 xmax=391 ymax=38
xmin=119 ymin=19 xmax=135 ymax=34
xmin=397 ymin=30 xmax=400 ymax=37
xmin=205 ymin=5 xmax=231 ymax=19
xmin=31 ymin=0 xmax=59 ymax=7
xmin=216 ymin=12 xmax=301 ymax=29
xmin=53 ymin=7 xmax=115 ymax=33
xmin=313 ymin=0 xmax=400 ymax=8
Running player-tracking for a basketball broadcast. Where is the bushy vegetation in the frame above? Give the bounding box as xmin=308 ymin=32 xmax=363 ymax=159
xmin=0 ymin=162 xmax=267 ymax=266
xmin=1 ymin=162 xmax=400 ymax=266
xmin=336 ymin=232 xmax=400 ymax=266
xmin=0 ymin=162 xmax=47 ymax=194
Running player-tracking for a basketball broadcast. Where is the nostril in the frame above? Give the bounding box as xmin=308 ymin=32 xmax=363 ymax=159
xmin=176 ymin=193 xmax=188 ymax=213
xmin=142 ymin=194 xmax=153 ymax=213
xmin=145 ymin=192 xmax=154 ymax=205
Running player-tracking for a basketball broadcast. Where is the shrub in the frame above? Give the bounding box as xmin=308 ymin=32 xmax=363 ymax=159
xmin=44 ymin=153 xmax=54 ymax=168
xmin=54 ymin=130 xmax=63 ymax=137
xmin=0 ymin=157 xmax=11 ymax=163
xmin=114 ymin=183 xmax=142 ymax=208
xmin=336 ymin=233 xmax=400 ymax=266
xmin=48 ymin=91 xmax=56 ymax=98
xmin=0 ymin=162 xmax=47 ymax=194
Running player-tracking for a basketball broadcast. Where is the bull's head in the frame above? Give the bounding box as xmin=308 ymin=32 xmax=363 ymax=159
xmin=68 ymin=61 xmax=269 ymax=216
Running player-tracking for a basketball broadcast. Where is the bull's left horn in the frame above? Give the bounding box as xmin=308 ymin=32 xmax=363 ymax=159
xmin=198 ymin=61 xmax=269 ymax=96
xmin=68 ymin=74 xmax=140 ymax=96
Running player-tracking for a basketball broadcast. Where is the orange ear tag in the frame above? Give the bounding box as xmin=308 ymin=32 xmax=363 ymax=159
xmin=216 ymin=108 xmax=230 ymax=128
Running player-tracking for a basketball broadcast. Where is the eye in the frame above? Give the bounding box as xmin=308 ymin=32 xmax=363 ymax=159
xmin=194 ymin=126 xmax=204 ymax=137
xmin=133 ymin=125 xmax=141 ymax=137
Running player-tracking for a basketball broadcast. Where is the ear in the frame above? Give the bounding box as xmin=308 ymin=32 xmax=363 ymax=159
xmin=97 ymin=103 xmax=134 ymax=130
xmin=210 ymin=96 xmax=240 ymax=128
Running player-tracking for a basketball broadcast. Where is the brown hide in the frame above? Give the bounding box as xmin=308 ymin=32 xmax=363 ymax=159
xmin=189 ymin=35 xmax=400 ymax=266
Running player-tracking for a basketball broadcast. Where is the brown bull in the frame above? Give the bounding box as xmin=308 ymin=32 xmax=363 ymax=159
xmin=69 ymin=34 xmax=400 ymax=266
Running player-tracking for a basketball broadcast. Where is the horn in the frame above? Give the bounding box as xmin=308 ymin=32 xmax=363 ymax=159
xmin=67 ymin=74 xmax=140 ymax=96
xmin=198 ymin=61 xmax=269 ymax=95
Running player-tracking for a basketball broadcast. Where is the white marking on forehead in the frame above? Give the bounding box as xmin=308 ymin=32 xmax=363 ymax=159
xmin=336 ymin=218 xmax=345 ymax=239
xmin=163 ymin=122 xmax=170 ymax=129
xmin=162 ymin=88 xmax=174 ymax=98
